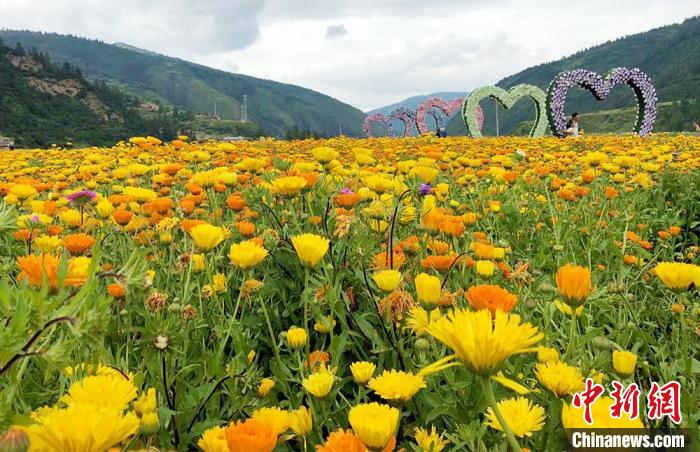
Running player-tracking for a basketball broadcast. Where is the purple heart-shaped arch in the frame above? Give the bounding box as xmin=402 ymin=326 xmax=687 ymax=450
xmin=546 ymin=67 xmax=657 ymax=137
xmin=364 ymin=107 xmax=417 ymax=138
xmin=415 ymin=97 xmax=483 ymax=135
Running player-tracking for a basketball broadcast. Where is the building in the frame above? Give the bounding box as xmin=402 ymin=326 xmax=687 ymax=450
xmin=0 ymin=136 xmax=15 ymax=150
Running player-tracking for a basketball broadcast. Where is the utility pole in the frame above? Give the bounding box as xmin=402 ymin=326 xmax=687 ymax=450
xmin=339 ymin=121 xmax=342 ymax=136
xmin=494 ymin=98 xmax=500 ymax=137
xmin=241 ymin=95 xmax=248 ymax=122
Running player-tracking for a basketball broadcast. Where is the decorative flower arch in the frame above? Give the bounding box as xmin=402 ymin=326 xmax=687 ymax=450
xmin=415 ymin=97 xmax=483 ymax=135
xmin=363 ymin=113 xmax=392 ymax=138
xmin=389 ymin=106 xmax=416 ymax=137
xmin=462 ymin=84 xmax=547 ymax=138
xmin=546 ymin=67 xmax=657 ymax=137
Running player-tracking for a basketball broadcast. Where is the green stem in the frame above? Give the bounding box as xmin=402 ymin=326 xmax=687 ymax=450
xmin=564 ymin=311 xmax=577 ymax=360
xmin=259 ymin=295 xmax=284 ymax=376
xmin=480 ymin=377 xmax=522 ymax=452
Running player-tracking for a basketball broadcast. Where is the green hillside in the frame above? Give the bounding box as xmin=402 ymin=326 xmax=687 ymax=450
xmin=0 ymin=40 xmax=180 ymax=148
xmin=0 ymin=31 xmax=366 ymax=138
xmin=442 ymin=16 xmax=700 ymax=136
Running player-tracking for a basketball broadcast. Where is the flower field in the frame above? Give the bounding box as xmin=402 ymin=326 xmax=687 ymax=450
xmin=0 ymin=134 xmax=699 ymax=451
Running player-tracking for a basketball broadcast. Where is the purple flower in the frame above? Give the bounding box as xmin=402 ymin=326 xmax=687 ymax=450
xmin=419 ymin=184 xmax=432 ymax=196
xmin=66 ymin=189 xmax=97 ymax=205
xmin=30 ymin=214 xmax=40 ymax=223
xmin=340 ymin=188 xmax=353 ymax=195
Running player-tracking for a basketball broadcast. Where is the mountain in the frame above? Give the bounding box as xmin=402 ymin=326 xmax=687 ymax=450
xmin=0 ymin=30 xmax=366 ymax=137
xmin=0 ymin=41 xmax=181 ymax=148
xmin=447 ymin=16 xmax=700 ymax=135
xmin=367 ymin=91 xmax=465 ymax=115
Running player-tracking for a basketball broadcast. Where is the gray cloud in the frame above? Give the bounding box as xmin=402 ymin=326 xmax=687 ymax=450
xmin=325 ymin=24 xmax=347 ymax=39
xmin=0 ymin=0 xmax=698 ymax=110
xmin=0 ymin=0 xmax=265 ymax=57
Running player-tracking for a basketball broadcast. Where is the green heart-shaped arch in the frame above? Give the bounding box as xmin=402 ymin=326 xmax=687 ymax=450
xmin=462 ymin=84 xmax=547 ymax=137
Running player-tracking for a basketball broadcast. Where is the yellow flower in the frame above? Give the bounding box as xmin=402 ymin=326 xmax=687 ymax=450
xmin=368 ymin=369 xmax=426 ymax=402
xmin=198 ymin=426 xmax=229 ymax=452
xmin=536 ymin=347 xmax=560 ymax=363
xmin=122 ymin=186 xmax=157 ymax=203
xmin=271 ymin=176 xmax=307 ymax=197
xmin=535 ymin=361 xmax=584 ymax=397
xmin=485 ymin=397 xmax=545 ymax=438
xmin=96 ymin=199 xmax=115 ymax=218
xmin=34 ymin=235 xmax=62 ymax=253
xmin=288 ymin=406 xmax=313 ymax=436
xmin=189 ymin=223 xmax=225 ymax=251
xmin=414 ymin=273 xmax=441 ymax=307
xmin=291 ymin=233 xmax=330 ymax=268
xmin=61 ymin=374 xmax=137 ymax=411
xmin=405 ymin=306 xmax=441 ymax=336
xmin=251 ymin=407 xmax=289 ymax=435
xmin=302 ymin=368 xmax=334 ymax=399
xmin=140 ymin=411 xmax=159 ymax=433
xmin=562 ymin=396 xmax=644 ymax=429
xmin=555 ymin=264 xmax=591 ymax=307
xmin=490 ymin=372 xmax=531 ymax=395
xmin=373 ymin=269 xmax=402 ymax=293
xmin=312 ymin=146 xmax=338 ymax=163
xmin=286 ymin=327 xmax=308 ymax=349
xmin=425 ymin=309 xmax=543 ymax=376
xmin=612 ymin=350 xmax=638 ymax=378
xmin=24 ymin=404 xmax=139 ymax=451
xmin=654 ymin=262 xmax=698 ymax=291
xmin=192 ymin=253 xmax=205 ymax=273
xmin=59 ymin=209 xmax=82 ymax=228
xmin=133 ymin=387 xmax=157 ymax=416
xmin=350 ymin=361 xmax=376 ymax=384
xmin=212 ymin=273 xmax=227 ymax=293
xmin=554 ymin=299 xmax=584 ymax=317
xmin=314 ymin=316 xmax=336 ymax=334
xmin=414 ymin=426 xmax=449 ymax=452
xmin=348 ymin=402 xmax=399 ymax=450
xmin=229 ymin=240 xmax=268 ymax=269
xmin=9 ymin=184 xmax=37 ymax=200
xmin=257 ymin=378 xmax=275 ymax=397
xmin=475 ymin=260 xmax=495 ymax=278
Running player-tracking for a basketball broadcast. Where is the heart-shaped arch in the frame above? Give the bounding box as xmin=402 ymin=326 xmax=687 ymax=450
xmin=546 ymin=67 xmax=657 ymax=137
xmin=415 ymin=97 xmax=483 ymax=135
xmin=363 ymin=113 xmax=393 ymax=138
xmin=462 ymin=84 xmax=547 ymax=137
xmin=389 ymin=106 xmax=416 ymax=137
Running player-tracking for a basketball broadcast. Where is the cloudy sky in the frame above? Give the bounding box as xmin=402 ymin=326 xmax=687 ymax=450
xmin=0 ymin=0 xmax=697 ymax=110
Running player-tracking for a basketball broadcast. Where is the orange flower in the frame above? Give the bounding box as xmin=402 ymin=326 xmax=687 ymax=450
xmin=604 ymin=186 xmax=618 ymax=199
xmin=236 ymin=221 xmax=256 ymax=238
xmin=335 ymin=192 xmax=361 ymax=208
xmin=17 ymin=254 xmax=89 ymax=292
xmin=227 ymin=193 xmax=246 ymax=211
xmin=317 ymin=429 xmax=367 ymax=452
xmin=47 ymin=225 xmax=63 ymax=236
xmin=426 ymin=238 xmax=450 ymax=255
xmin=224 ymin=419 xmax=277 ymax=452
xmin=305 ymin=350 xmax=330 ymax=371
xmin=421 ymin=254 xmax=461 ymax=272
xmin=62 ymin=233 xmax=95 ymax=255
xmin=142 ymin=197 xmax=173 ymax=215
xmin=181 ymin=219 xmax=205 ymax=234
xmin=555 ymin=264 xmax=591 ymax=307
xmin=668 ymin=226 xmax=681 ymax=235
xmin=186 ymin=182 xmax=203 ymax=195
xmin=113 ymin=209 xmax=133 ymax=226
xmin=372 ymin=251 xmax=406 ymax=270
xmin=465 ymin=285 xmax=518 ymax=314
xmin=472 ymin=242 xmax=494 ymax=259
xmin=108 ymin=283 xmax=126 ymax=298
xmin=439 ymin=217 xmax=465 ymax=237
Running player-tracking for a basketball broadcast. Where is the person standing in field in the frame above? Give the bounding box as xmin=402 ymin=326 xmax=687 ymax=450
xmin=565 ymin=112 xmax=580 ymax=137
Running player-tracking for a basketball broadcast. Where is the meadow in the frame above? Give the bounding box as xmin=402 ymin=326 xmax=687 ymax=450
xmin=0 ymin=134 xmax=698 ymax=451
